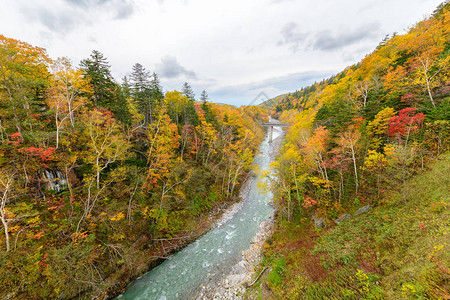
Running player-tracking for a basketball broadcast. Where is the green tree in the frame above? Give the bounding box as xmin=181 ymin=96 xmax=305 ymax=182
xmin=80 ymin=50 xmax=115 ymax=107
xmin=182 ymin=82 xmax=195 ymax=101
xmin=149 ymin=72 xmax=164 ymax=105
xmin=130 ymin=63 xmax=152 ymax=125
xmin=200 ymin=90 xmax=208 ymax=103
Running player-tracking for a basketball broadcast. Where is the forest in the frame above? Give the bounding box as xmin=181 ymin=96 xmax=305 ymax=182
xmin=0 ymin=35 xmax=268 ymax=298
xmin=1 ymin=1 xmax=450 ymax=299
xmin=251 ymin=2 xmax=450 ymax=299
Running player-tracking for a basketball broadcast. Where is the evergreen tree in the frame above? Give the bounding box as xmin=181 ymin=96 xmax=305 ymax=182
xmin=177 ymin=82 xmax=197 ymax=126
xmin=121 ymin=76 xmax=131 ymax=99
xmin=130 ymin=63 xmax=153 ymax=125
xmin=80 ymin=50 xmax=116 ymax=107
xmin=199 ymin=90 xmax=218 ymax=129
xmin=200 ymin=90 xmax=208 ymax=103
xmin=80 ymin=50 xmax=130 ymax=122
xmin=149 ymin=72 xmax=164 ymax=106
xmin=182 ymin=82 xmax=195 ymax=101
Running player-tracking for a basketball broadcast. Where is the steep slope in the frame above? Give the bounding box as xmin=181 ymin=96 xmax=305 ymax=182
xmin=247 ymin=1 xmax=450 ymax=299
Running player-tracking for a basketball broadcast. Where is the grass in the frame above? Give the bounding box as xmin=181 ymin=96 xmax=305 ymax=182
xmin=247 ymin=152 xmax=450 ymax=299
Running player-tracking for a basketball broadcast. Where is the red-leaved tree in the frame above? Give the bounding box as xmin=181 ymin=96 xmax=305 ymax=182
xmin=388 ymin=107 xmax=425 ymax=145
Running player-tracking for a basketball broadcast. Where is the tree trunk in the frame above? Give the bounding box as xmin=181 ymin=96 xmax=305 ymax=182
xmin=1 ymin=216 xmax=9 ymax=252
xmin=350 ymin=145 xmax=359 ymax=195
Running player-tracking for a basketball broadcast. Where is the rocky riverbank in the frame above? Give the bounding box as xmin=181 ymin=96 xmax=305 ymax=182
xmin=195 ymin=213 xmax=275 ymax=300
xmin=195 ymin=131 xmax=285 ymax=299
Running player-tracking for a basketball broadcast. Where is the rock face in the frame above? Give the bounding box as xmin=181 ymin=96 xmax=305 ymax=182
xmin=334 ymin=213 xmax=352 ymax=225
xmin=42 ymin=169 xmax=68 ymax=193
xmin=354 ymin=205 xmax=373 ymax=216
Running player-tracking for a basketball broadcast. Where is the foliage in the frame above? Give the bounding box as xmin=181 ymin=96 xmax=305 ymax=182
xmin=0 ymin=35 xmax=266 ymax=299
xmin=253 ymin=4 xmax=450 ymax=299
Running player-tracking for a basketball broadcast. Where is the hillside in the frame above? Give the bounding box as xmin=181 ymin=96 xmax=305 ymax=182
xmin=259 ymin=93 xmax=289 ymax=109
xmin=0 ymin=37 xmax=268 ymax=298
xmin=247 ymin=1 xmax=450 ymax=299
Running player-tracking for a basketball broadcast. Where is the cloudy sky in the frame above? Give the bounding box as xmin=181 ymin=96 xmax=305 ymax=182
xmin=0 ymin=0 xmax=444 ymax=106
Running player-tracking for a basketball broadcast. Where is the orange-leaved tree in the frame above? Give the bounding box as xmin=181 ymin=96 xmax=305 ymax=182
xmin=0 ymin=35 xmax=50 ymax=141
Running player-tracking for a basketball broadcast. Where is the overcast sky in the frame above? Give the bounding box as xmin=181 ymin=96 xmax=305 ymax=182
xmin=0 ymin=0 xmax=444 ymax=106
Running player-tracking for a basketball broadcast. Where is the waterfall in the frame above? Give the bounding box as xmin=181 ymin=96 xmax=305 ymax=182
xmin=42 ymin=169 xmax=68 ymax=193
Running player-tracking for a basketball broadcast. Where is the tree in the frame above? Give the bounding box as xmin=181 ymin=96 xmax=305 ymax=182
xmin=164 ymin=91 xmax=189 ymax=126
xmin=200 ymin=90 xmax=208 ymax=103
xmin=278 ymin=142 xmax=307 ymax=220
xmin=388 ymin=107 xmax=425 ymax=146
xmin=387 ymin=15 xmax=450 ymax=107
xmin=145 ymin=108 xmax=181 ymax=188
xmin=0 ymin=35 xmax=50 ymax=141
xmin=301 ymin=126 xmax=331 ymax=192
xmin=82 ymin=108 xmax=130 ymax=189
xmin=149 ymin=72 xmax=164 ymax=105
xmin=130 ymin=63 xmax=152 ymax=125
xmin=47 ymin=57 xmax=92 ymax=148
xmin=0 ymin=168 xmax=14 ymax=252
xmin=182 ymin=82 xmax=195 ymax=101
xmin=367 ymin=107 xmax=396 ymax=149
xmin=121 ymin=76 xmax=131 ymax=99
xmin=80 ymin=50 xmax=116 ymax=107
xmin=76 ymin=108 xmax=130 ymax=231
xmin=336 ymin=119 xmax=363 ymax=195
xmin=195 ymin=103 xmax=218 ymax=164
xmin=407 ymin=17 xmax=450 ymax=107
xmin=362 ymin=149 xmax=390 ymax=202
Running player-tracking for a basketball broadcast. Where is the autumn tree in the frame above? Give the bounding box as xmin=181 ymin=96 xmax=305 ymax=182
xmin=47 ymin=57 xmax=92 ymax=148
xmin=362 ymin=147 xmax=393 ymax=202
xmin=0 ymin=35 xmax=50 ymax=140
xmin=277 ymin=142 xmax=307 ymax=220
xmin=301 ymin=126 xmax=331 ymax=194
xmin=195 ymin=103 xmax=218 ymax=164
xmin=0 ymin=168 xmax=14 ymax=252
xmin=76 ymin=108 xmax=130 ymax=230
xmin=367 ymin=107 xmax=396 ymax=149
xmin=403 ymin=16 xmax=450 ymax=107
xmin=388 ymin=107 xmax=425 ymax=146
xmin=145 ymin=108 xmax=180 ymax=188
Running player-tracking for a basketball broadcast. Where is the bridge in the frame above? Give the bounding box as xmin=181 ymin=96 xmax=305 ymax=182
xmin=260 ymin=122 xmax=290 ymax=142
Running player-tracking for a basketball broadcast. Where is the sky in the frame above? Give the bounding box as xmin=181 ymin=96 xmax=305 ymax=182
xmin=0 ymin=0 xmax=444 ymax=106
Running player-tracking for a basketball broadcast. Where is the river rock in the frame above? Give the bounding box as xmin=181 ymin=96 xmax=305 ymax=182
xmin=354 ymin=205 xmax=373 ymax=216
xmin=334 ymin=213 xmax=352 ymax=225
xmin=312 ymin=215 xmax=326 ymax=228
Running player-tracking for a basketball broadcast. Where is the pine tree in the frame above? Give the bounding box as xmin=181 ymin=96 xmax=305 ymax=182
xmin=199 ymin=90 xmax=218 ymax=129
xmin=149 ymin=72 xmax=164 ymax=106
xmin=80 ymin=50 xmax=116 ymax=108
xmin=130 ymin=63 xmax=153 ymax=125
xmin=182 ymin=82 xmax=195 ymax=101
xmin=121 ymin=76 xmax=131 ymax=99
xmin=200 ymin=90 xmax=208 ymax=103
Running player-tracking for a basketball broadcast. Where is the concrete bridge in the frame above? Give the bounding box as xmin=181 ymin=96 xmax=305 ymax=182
xmin=260 ymin=122 xmax=290 ymax=142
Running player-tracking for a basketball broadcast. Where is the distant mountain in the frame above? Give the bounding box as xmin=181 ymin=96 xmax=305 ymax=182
xmin=258 ymin=93 xmax=289 ymax=108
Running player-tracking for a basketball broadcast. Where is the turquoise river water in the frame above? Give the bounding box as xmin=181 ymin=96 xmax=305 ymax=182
xmin=118 ymin=127 xmax=282 ymax=300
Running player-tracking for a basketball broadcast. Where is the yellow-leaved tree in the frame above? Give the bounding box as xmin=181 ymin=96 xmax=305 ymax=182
xmin=47 ymin=57 xmax=92 ymax=148
xmin=76 ymin=108 xmax=130 ymax=231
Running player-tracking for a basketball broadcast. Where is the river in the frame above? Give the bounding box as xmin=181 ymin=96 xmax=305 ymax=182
xmin=118 ymin=126 xmax=282 ymax=300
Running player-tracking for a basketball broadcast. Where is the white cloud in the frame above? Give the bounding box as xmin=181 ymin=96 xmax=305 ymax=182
xmin=0 ymin=0 xmax=443 ymax=105
xmin=156 ymin=56 xmax=197 ymax=79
